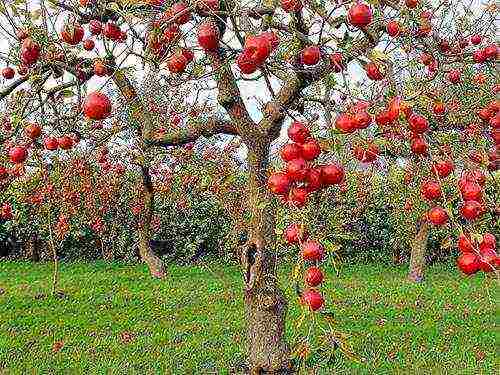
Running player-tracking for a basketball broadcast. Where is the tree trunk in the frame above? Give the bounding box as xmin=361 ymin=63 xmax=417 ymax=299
xmin=242 ymin=141 xmax=291 ymax=373
xmin=139 ymin=166 xmax=166 ymax=279
xmin=408 ymin=220 xmax=429 ymax=283
xmin=25 ymin=234 xmax=40 ymax=262
xmin=111 ymin=67 xmax=166 ymax=279
xmin=100 ymin=237 xmax=114 ymax=261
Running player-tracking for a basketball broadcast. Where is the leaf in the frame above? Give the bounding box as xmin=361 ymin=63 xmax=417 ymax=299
xmin=59 ymin=89 xmax=75 ymax=98
xmin=30 ymin=9 xmax=42 ymax=20
xmin=441 ymin=237 xmax=452 ymax=250
xmin=52 ymin=341 xmax=64 ymax=354
xmin=323 ymin=239 xmax=341 ymax=253
xmin=295 ymin=310 xmax=306 ymax=330
xmin=292 ymin=262 xmax=301 ymax=280
xmin=369 ymin=49 xmax=389 ymax=62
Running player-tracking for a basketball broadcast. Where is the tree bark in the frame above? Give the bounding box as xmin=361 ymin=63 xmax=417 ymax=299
xmin=25 ymin=234 xmax=40 ymax=262
xmin=138 ymin=165 xmax=166 ymax=279
xmin=111 ymin=68 xmax=166 ymax=278
xmin=408 ymin=220 xmax=430 ymax=283
xmin=242 ymin=141 xmax=291 ymax=373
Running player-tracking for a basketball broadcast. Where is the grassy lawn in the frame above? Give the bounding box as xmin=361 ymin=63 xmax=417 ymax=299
xmin=0 ymin=260 xmax=497 ymax=374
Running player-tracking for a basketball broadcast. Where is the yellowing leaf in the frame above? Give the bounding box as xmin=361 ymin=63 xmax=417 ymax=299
xmin=292 ymin=262 xmax=301 ymax=280
xmin=295 ymin=310 xmax=306 ymax=330
xmin=369 ymin=49 xmax=389 ymax=62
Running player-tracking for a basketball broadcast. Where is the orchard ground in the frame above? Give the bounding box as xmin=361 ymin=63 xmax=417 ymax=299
xmin=0 ymin=261 xmax=496 ymax=374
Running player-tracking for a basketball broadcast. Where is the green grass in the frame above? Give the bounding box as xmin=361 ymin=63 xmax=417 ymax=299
xmin=0 ymin=260 xmax=497 ymax=374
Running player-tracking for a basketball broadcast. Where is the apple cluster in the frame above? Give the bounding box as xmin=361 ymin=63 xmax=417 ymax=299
xmin=267 ymin=121 xmax=347 ymax=312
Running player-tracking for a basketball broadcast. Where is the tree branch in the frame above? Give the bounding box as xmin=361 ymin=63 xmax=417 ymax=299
xmin=0 ymin=75 xmax=29 ymax=100
xmin=148 ymin=117 xmax=238 ymax=147
xmin=260 ymin=21 xmax=385 ymax=138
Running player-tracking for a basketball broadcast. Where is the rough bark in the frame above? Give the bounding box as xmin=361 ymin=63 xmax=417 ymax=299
xmin=408 ymin=220 xmax=430 ymax=283
xmin=111 ymin=69 xmax=166 ymax=278
xmin=138 ymin=165 xmax=167 ymax=279
xmin=99 ymin=237 xmax=114 ymax=261
xmin=25 ymin=234 xmax=40 ymax=262
xmin=242 ymin=142 xmax=291 ymax=373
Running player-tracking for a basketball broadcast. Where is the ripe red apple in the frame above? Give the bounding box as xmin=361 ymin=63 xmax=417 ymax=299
xmin=58 ymin=135 xmax=73 ymax=150
xmin=410 ymin=136 xmax=428 ymax=155
xmin=83 ymin=92 xmax=112 ymax=120
xmin=237 ymin=52 xmax=258 ymax=74
xmin=287 ymin=121 xmax=310 ymax=144
xmin=301 ymin=240 xmax=324 ymax=261
xmin=353 ymin=111 xmax=372 ymax=129
xmin=431 ymin=160 xmax=453 ymax=178
xmin=244 ymin=35 xmax=271 ymax=65
xmin=286 ymin=158 xmax=308 ymax=181
xmin=479 ymin=249 xmax=497 ymax=272
xmin=405 ymin=0 xmax=419 ymax=8
xmin=447 ymin=69 xmax=461 ymax=84
xmin=280 ymin=143 xmax=302 ymax=162
xmin=9 ymin=146 xmax=27 ymax=164
xmin=470 ymin=34 xmax=482 ymax=45
xmin=473 ymin=49 xmax=487 ymax=64
xmin=457 ymin=233 xmax=474 ymax=253
xmin=484 ymin=44 xmax=498 ymax=59
xmin=301 ymin=46 xmax=320 ymax=66
xmin=348 ymin=2 xmax=373 ymax=28
xmin=44 ymin=137 xmax=59 ymax=151
xmin=304 ymin=267 xmax=324 ymax=287
xmin=481 ymin=233 xmax=496 ymax=249
xmin=457 ymin=253 xmax=480 ymax=275
xmin=460 ymin=200 xmax=483 ymax=221
xmin=320 ymin=163 xmax=345 ymax=185
xmin=301 ymin=139 xmax=321 ymax=160
xmin=281 ymin=0 xmax=302 ymax=13
xmin=103 ymin=22 xmax=122 ymax=41
xmin=284 ymin=223 xmax=307 ymax=244
xmin=365 ymin=62 xmax=384 ymax=80
xmin=25 ymin=123 xmax=41 ymax=139
xmin=408 ymin=114 xmax=429 ymax=134
xmin=432 ymin=102 xmax=446 ymax=116
xmin=335 ymin=113 xmax=356 ymax=133
xmin=60 ymin=23 xmax=84 ymax=45
xmin=83 ymin=39 xmax=95 ymax=51
xmin=427 ymin=207 xmax=448 ymax=226
xmin=89 ymin=20 xmax=102 ymax=35
xmin=2 ymin=67 xmax=14 ymax=79
xmin=386 ymin=20 xmax=400 ymax=37
xmin=460 ymin=182 xmax=482 ymax=202
xmin=20 ymin=38 xmax=40 ymax=66
xmin=302 ymin=289 xmax=324 ymax=311
xmin=420 ymin=180 xmax=441 ymax=200
xmin=304 ymin=168 xmax=322 ymax=192
xmin=167 ymin=53 xmax=188 ymax=73
xmin=288 ymin=187 xmax=308 ymax=207
xmin=268 ymin=172 xmax=291 ymax=195
xmin=198 ymin=22 xmax=219 ymax=51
